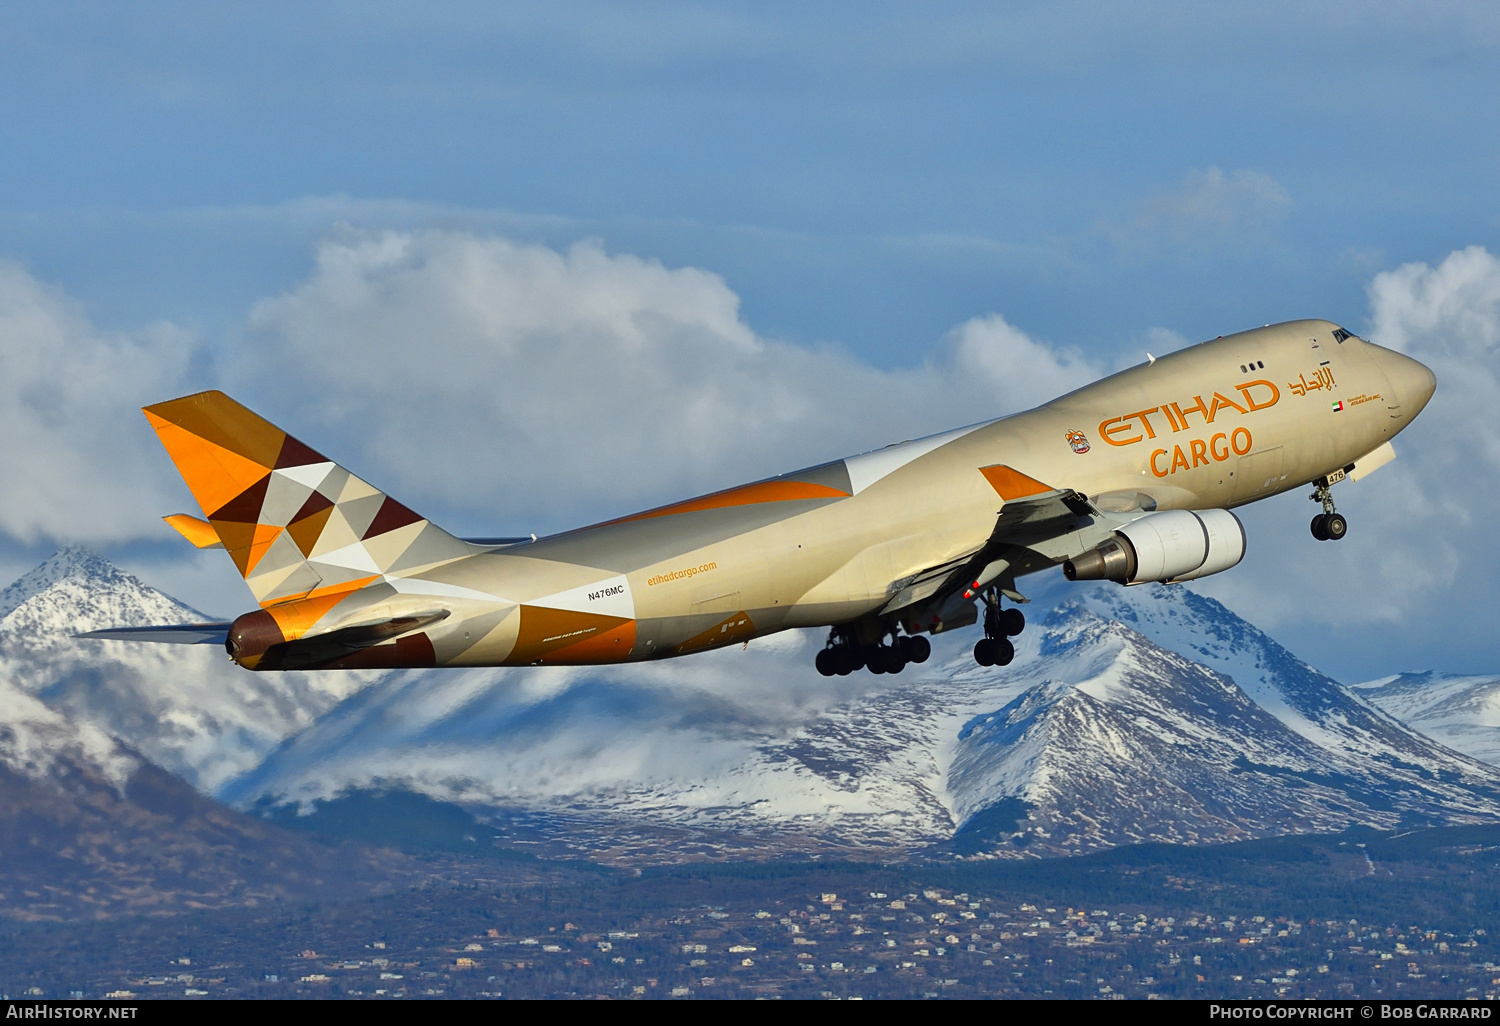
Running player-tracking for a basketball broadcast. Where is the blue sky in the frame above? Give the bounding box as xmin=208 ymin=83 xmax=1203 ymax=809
xmin=1 ymin=2 xmax=1499 ymax=680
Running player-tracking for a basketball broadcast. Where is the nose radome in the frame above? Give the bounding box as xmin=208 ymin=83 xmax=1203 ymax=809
xmin=1374 ymin=346 xmax=1437 ymax=417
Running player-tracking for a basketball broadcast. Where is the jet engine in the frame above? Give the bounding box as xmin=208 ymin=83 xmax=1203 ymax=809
xmin=1063 ymin=509 xmax=1245 ymax=585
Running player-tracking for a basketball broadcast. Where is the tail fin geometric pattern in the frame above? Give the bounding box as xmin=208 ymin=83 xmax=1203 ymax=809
xmin=143 ymin=391 xmax=472 ymax=608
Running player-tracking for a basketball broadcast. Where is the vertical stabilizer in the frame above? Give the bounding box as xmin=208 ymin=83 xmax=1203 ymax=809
xmin=143 ymin=391 xmax=472 ymax=608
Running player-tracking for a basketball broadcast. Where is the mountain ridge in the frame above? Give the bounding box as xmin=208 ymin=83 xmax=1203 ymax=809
xmin=0 ymin=548 xmax=376 ymax=792
xmin=7 ymin=548 xmax=1500 ymax=867
xmin=221 ymin=587 xmax=1500 ymax=862
xmin=1353 ymin=671 xmax=1500 ymax=766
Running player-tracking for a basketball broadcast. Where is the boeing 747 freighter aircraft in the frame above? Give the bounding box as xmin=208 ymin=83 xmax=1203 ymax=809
xmin=84 ymin=320 xmax=1435 ymax=675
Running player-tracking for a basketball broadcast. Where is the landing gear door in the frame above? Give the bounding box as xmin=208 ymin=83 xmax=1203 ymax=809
xmin=1231 ymin=445 xmax=1285 ymax=505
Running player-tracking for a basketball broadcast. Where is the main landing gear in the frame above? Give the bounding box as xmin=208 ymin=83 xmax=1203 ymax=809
xmin=815 ymin=628 xmax=932 ymax=677
xmin=1309 ymin=474 xmax=1348 ymax=542
xmin=973 ymin=590 xmax=1025 ymax=667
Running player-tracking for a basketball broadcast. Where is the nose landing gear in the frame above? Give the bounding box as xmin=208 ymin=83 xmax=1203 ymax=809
xmin=973 ymin=589 xmax=1025 ymax=668
xmin=1310 ymin=474 xmax=1349 ymax=542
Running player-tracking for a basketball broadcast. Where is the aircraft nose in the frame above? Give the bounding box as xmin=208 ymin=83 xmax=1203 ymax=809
xmin=1374 ymin=346 xmax=1437 ymax=417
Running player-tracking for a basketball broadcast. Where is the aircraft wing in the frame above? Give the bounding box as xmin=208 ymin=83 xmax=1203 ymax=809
xmin=881 ymin=465 xmax=1097 ymax=617
xmin=76 ymin=623 xmax=233 ymax=645
xmin=986 ymin=487 xmax=1093 ymax=532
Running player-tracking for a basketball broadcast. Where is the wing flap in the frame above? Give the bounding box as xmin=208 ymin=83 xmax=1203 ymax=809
xmin=879 ymin=551 xmax=983 ymax=614
xmin=881 ymin=467 xmax=1096 ymax=619
xmin=990 ymin=488 xmax=1092 ymax=531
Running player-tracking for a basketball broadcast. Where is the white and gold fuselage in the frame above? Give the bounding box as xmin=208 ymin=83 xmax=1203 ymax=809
xmin=114 ymin=319 xmax=1435 ymax=671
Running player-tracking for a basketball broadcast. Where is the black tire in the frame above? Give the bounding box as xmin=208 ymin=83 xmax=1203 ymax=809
xmin=1324 ymin=512 xmax=1348 ymax=540
xmin=999 ymin=608 xmax=1026 ymax=637
xmin=886 ymin=649 xmax=908 ymax=674
xmin=1310 ymin=513 xmax=1329 ymax=541
xmin=841 ymin=647 xmax=864 ymax=674
xmin=906 ymin=635 xmax=931 ymax=663
xmin=973 ymin=638 xmax=996 ymax=667
xmin=864 ymin=647 xmax=887 ymax=674
xmin=993 ymin=638 xmax=1015 ymax=666
xmin=815 ymin=649 xmax=836 ymax=676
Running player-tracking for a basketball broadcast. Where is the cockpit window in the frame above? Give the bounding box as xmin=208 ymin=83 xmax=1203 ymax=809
xmin=1332 ymin=327 xmax=1353 ymax=343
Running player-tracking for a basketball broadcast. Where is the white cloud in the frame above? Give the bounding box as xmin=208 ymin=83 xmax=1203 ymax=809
xmin=1113 ymin=327 xmax=1190 ymax=372
xmin=237 ymin=230 xmax=1099 ymax=532
xmin=944 ymin=313 xmax=1097 ymax=405
xmin=0 ymin=233 xmax=1098 ymax=555
xmin=1368 ymin=245 xmax=1500 ymax=361
xmin=1190 ymin=246 xmax=1500 ymax=673
xmin=1108 ymin=167 xmax=1292 ymax=252
xmin=0 ymin=263 xmax=198 ymax=544
xmin=11 ymin=230 xmax=1500 ymax=679
xmin=1361 ymin=246 xmax=1500 ymax=531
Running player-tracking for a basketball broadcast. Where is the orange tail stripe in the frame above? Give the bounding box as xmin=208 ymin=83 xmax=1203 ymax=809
xmin=261 ymin=576 xmax=381 ymax=636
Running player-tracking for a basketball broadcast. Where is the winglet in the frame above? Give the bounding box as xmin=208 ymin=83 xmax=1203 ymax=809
xmin=164 ymin=513 xmax=225 ymax=550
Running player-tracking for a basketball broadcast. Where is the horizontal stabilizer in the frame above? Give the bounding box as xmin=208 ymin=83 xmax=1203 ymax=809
xmin=77 ymin=623 xmax=232 ymax=645
xmin=164 ymin=513 xmax=225 ymax=550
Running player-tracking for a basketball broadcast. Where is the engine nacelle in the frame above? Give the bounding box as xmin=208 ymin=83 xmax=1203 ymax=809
xmin=1063 ymin=509 xmax=1245 ymax=585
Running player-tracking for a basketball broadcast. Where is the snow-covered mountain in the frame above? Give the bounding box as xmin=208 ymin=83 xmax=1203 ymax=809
xmin=1352 ymin=672 xmax=1500 ymax=767
xmin=11 ymin=549 xmax=1500 ymax=863
xmin=0 ymin=631 xmax=415 ymax=918
xmin=1054 ymin=581 xmax=1495 ymax=782
xmin=222 ymin=576 xmax=1500 ymax=860
xmin=222 ymin=628 xmax=971 ymax=856
xmin=946 ymin=606 xmax=1500 ymax=855
xmin=0 ymin=654 xmax=137 ymax=790
xmin=0 ymin=548 xmax=375 ymax=792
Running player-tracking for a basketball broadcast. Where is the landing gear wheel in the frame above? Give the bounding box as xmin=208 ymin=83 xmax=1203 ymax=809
xmin=1309 ymin=476 xmax=1346 ymax=542
xmin=839 ymin=648 xmax=862 ymax=674
xmin=902 ymin=635 xmax=931 ymax=663
xmin=973 ymin=638 xmax=996 ymax=667
xmin=993 ymin=637 xmax=1015 ymax=666
xmin=815 ymin=649 xmax=837 ymax=676
xmin=999 ymin=608 xmax=1025 ymax=637
xmin=863 ymin=645 xmax=907 ymax=675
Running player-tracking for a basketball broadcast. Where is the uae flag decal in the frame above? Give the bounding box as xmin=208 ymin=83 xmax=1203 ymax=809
xmin=1331 ymin=400 xmax=1344 ymax=412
